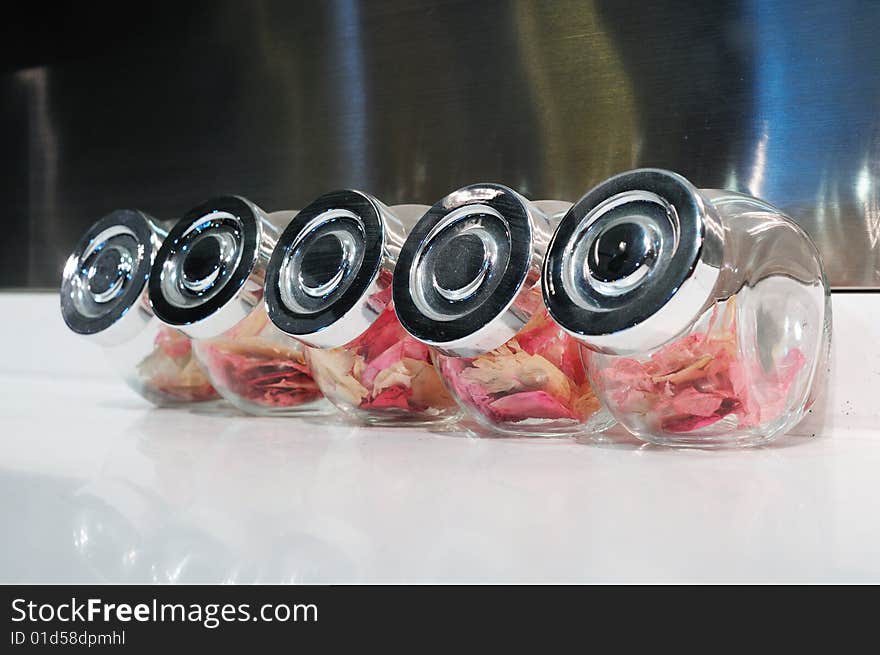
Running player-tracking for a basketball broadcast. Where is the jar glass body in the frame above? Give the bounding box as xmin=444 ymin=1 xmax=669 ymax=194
xmin=589 ymin=190 xmax=831 ymax=447
xmin=115 ymin=319 xmax=218 ymax=405
xmin=148 ymin=199 xmax=327 ymax=417
xmin=191 ymin=305 xmax=325 ymax=416
xmin=60 ymin=209 xmax=220 ymax=407
xmin=304 ymin=284 xmax=458 ymax=426
xmin=436 ymin=289 xmax=616 ymax=437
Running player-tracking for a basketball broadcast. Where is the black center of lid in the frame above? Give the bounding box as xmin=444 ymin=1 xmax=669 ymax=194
xmin=300 ymin=233 xmax=345 ymax=289
xmin=433 ymin=232 xmax=486 ymax=294
xmin=590 ymin=221 xmax=653 ymax=283
xmin=182 ymin=236 xmax=222 ymax=284
xmin=88 ymin=247 xmax=125 ymax=295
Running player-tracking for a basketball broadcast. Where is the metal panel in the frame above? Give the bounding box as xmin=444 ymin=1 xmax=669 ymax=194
xmin=3 ymin=0 xmax=880 ymax=288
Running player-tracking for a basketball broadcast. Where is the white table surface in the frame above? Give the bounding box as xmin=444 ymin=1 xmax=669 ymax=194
xmin=1 ymin=292 xmax=878 ymax=583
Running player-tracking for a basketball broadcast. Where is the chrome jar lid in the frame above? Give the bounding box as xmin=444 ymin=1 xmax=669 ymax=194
xmin=542 ymin=168 xmax=724 ymax=355
xmin=392 ymin=183 xmax=538 ymax=358
xmin=148 ymin=196 xmax=271 ymax=339
xmin=265 ymin=189 xmax=390 ymax=349
xmin=61 ymin=209 xmax=162 ymax=347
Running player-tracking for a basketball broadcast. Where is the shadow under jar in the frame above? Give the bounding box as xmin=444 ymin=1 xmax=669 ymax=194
xmin=543 ymin=168 xmax=832 ymax=448
xmin=264 ymin=190 xmax=458 ymax=426
xmin=60 ymin=210 xmax=218 ymax=405
xmin=148 ymin=196 xmax=326 ymax=416
xmin=393 ymin=183 xmax=616 ymax=438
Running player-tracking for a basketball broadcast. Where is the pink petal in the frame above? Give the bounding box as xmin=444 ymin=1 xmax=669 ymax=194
xmin=155 ymin=327 xmax=192 ymax=359
xmin=487 ymin=391 xmax=574 ymax=421
xmin=201 ymin=347 xmax=321 ymax=407
xmin=361 ymin=342 xmax=405 ymax=388
xmin=670 ymin=387 xmax=725 ymax=417
xmin=516 ymin=315 xmax=560 ymax=356
xmin=648 ymin=333 xmax=708 ymax=376
xmin=349 ymin=304 xmax=401 ymax=357
xmin=365 ymin=386 xmax=412 ymax=409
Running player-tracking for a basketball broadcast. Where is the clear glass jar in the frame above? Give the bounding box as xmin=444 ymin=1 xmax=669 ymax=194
xmin=543 ymin=168 xmax=832 ymax=448
xmin=393 ymin=184 xmax=615 ymax=437
xmin=264 ymin=190 xmax=457 ymax=426
xmin=148 ymin=196 xmax=325 ymax=416
xmin=61 ymin=209 xmax=218 ymax=405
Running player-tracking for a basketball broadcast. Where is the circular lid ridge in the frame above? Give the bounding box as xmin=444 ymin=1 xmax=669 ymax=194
xmin=542 ymin=168 xmax=723 ymax=354
xmin=61 ymin=209 xmax=160 ymax=345
xmin=265 ymin=189 xmax=387 ymax=349
xmin=392 ymin=183 xmax=536 ymax=357
xmin=148 ymin=195 xmax=264 ymax=337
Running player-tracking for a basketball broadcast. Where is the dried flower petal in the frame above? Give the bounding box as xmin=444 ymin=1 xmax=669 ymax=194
xmin=572 ymin=382 xmax=602 ymax=420
xmin=155 ymin=327 xmax=193 ymax=359
xmin=306 ymin=348 xmax=369 ymax=407
xmin=199 ymin=344 xmax=321 ymax=407
xmin=308 ymin=301 xmax=455 ymax=416
xmin=488 ymin=391 xmax=575 ymax=421
xmin=136 ymin=326 xmax=217 ymax=402
xmin=652 ymin=355 xmax=714 ymax=385
xmin=441 ymin=302 xmax=601 ymax=427
xmin=670 ymin=386 xmax=724 ymax=417
xmin=365 ymin=385 xmax=413 ymax=410
xmin=598 ymin=298 xmax=807 ymax=434
xmin=196 ymin=309 xmax=321 ymax=409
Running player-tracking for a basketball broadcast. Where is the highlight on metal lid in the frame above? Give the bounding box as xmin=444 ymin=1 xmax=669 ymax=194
xmin=392 ymin=183 xmax=538 ymax=358
xmin=264 ymin=189 xmax=388 ymax=349
xmin=542 ymin=168 xmax=724 ymax=355
xmin=148 ymin=195 xmax=268 ymax=339
xmin=61 ymin=209 xmax=161 ymax=346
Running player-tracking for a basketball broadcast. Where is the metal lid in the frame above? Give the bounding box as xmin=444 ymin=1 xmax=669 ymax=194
xmin=60 ymin=209 xmax=162 ymax=347
xmin=392 ymin=183 xmax=541 ymax=358
xmin=148 ymin=195 xmax=273 ymax=339
xmin=265 ymin=189 xmax=396 ymax=349
xmin=542 ymin=168 xmax=724 ymax=355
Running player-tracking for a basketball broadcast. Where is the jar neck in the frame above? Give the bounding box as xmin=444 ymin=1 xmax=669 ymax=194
xmin=701 ymin=189 xmax=827 ymax=301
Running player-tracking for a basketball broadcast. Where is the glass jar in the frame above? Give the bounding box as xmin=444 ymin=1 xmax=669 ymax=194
xmin=60 ymin=209 xmax=218 ymax=405
xmin=148 ymin=196 xmax=325 ymax=416
xmin=392 ymin=184 xmax=616 ymax=437
xmin=264 ymin=190 xmax=458 ymax=426
xmin=542 ymin=168 xmax=831 ymax=448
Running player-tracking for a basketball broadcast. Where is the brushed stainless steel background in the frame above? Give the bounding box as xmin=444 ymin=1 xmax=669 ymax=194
xmin=4 ymin=0 xmax=880 ymax=288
